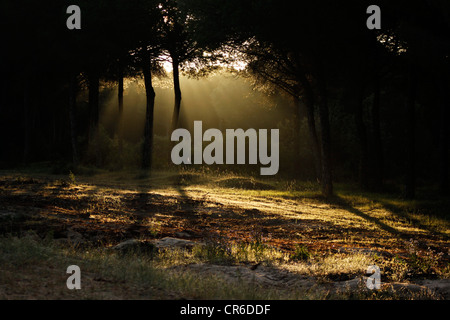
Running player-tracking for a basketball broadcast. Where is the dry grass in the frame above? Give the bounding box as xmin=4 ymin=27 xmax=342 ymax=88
xmin=0 ymin=168 xmax=449 ymax=300
xmin=0 ymin=234 xmax=313 ymax=300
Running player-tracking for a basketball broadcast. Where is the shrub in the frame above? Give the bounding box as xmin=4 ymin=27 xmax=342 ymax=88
xmin=291 ymin=245 xmax=310 ymax=261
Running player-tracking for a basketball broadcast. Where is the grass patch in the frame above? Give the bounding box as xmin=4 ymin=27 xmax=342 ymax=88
xmin=215 ymin=177 xmax=274 ymax=190
xmin=0 ymin=235 xmax=307 ymax=300
xmin=291 ymin=245 xmax=311 ymax=262
xmin=154 ymin=238 xmax=289 ymax=267
xmin=283 ymin=252 xmax=373 ymax=281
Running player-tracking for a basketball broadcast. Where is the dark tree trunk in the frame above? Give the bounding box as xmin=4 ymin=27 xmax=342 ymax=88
xmin=371 ymin=70 xmax=383 ymax=190
xmin=405 ymin=67 xmax=417 ymax=199
xmin=88 ymin=71 xmax=100 ymax=167
xmin=0 ymin=66 xmax=3 ymax=162
xmin=141 ymin=50 xmax=156 ymax=170
xmin=293 ymin=55 xmax=322 ymax=181
xmin=317 ymin=78 xmax=333 ymax=197
xmin=439 ymin=77 xmax=449 ymax=195
xmin=88 ymin=72 xmax=99 ymax=141
xmin=354 ymin=85 xmax=369 ymax=190
xmin=23 ymin=76 xmax=30 ymax=164
xmin=118 ymin=63 xmax=124 ymax=155
xmin=303 ymin=88 xmax=322 ymax=182
xmin=296 ymin=73 xmax=322 ymax=181
xmin=292 ymin=96 xmax=302 ymax=174
xmin=170 ymin=54 xmax=182 ymax=132
xmin=69 ymin=73 xmax=79 ymax=167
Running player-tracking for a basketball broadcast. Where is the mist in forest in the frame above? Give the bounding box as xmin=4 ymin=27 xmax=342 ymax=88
xmin=99 ymin=72 xmax=292 ymax=142
xmin=87 ymin=71 xmax=310 ymax=176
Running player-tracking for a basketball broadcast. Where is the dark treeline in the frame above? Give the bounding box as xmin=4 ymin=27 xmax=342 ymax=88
xmin=0 ymin=0 xmax=449 ymax=198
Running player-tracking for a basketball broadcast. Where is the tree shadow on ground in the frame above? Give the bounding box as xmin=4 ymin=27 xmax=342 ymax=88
xmin=324 ymin=193 xmax=449 ymax=242
xmin=326 ymin=195 xmax=407 ymax=240
xmin=377 ymin=200 xmax=450 ymax=240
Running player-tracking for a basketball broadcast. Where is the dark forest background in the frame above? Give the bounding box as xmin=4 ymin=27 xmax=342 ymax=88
xmin=1 ymin=0 xmax=449 ymax=199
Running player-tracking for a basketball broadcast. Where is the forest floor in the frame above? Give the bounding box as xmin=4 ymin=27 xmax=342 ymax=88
xmin=0 ymin=168 xmax=449 ymax=300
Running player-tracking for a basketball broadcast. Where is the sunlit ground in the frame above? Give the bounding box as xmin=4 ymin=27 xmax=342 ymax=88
xmin=0 ymin=168 xmax=449 ymax=299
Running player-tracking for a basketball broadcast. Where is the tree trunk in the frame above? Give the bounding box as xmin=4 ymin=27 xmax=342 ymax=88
xmin=405 ymin=66 xmax=417 ymax=199
xmin=302 ymin=89 xmax=322 ymax=182
xmin=88 ymin=72 xmax=99 ymax=142
xmin=23 ymin=76 xmax=30 ymax=164
xmin=88 ymin=71 xmax=100 ymax=167
xmin=439 ymin=76 xmax=449 ymax=195
xmin=317 ymin=78 xmax=333 ymax=197
xmin=371 ymin=69 xmax=383 ymax=190
xmin=296 ymin=74 xmax=322 ymax=182
xmin=69 ymin=73 xmax=79 ymax=167
xmin=142 ymin=49 xmax=156 ymax=170
xmin=170 ymin=54 xmax=182 ymax=132
xmin=118 ymin=62 xmax=124 ymax=156
xmin=292 ymin=96 xmax=302 ymax=175
xmin=354 ymin=85 xmax=369 ymax=190
xmin=294 ymin=56 xmax=322 ymax=181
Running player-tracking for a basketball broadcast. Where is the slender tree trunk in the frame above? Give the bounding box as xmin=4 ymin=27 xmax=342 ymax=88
xmin=88 ymin=73 xmax=99 ymax=142
xmin=294 ymin=58 xmax=322 ymax=181
xmin=303 ymin=91 xmax=322 ymax=181
xmin=142 ymin=49 xmax=156 ymax=170
xmin=69 ymin=73 xmax=79 ymax=167
xmin=297 ymin=76 xmax=322 ymax=181
xmin=23 ymin=76 xmax=30 ymax=164
xmin=405 ymin=66 xmax=417 ymax=199
xmin=354 ymin=85 xmax=369 ymax=190
xmin=295 ymin=55 xmax=329 ymax=180
xmin=439 ymin=77 xmax=449 ymax=195
xmin=88 ymin=71 xmax=100 ymax=167
xmin=118 ymin=63 xmax=124 ymax=156
xmin=317 ymin=78 xmax=333 ymax=197
xmin=371 ymin=69 xmax=383 ymax=190
xmin=0 ymin=66 xmax=4 ymax=162
xmin=293 ymin=96 xmax=302 ymax=174
xmin=170 ymin=54 xmax=182 ymax=132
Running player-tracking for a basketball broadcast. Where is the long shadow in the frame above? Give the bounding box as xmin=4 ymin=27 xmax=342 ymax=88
xmin=0 ymin=172 xmax=210 ymax=243
xmin=127 ymin=172 xmax=203 ymax=225
xmin=377 ymin=200 xmax=449 ymax=240
xmin=328 ymin=195 xmax=407 ymax=240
